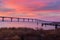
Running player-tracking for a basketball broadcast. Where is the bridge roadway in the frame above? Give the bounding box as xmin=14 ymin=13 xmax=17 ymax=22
xmin=0 ymin=16 xmax=60 ymax=29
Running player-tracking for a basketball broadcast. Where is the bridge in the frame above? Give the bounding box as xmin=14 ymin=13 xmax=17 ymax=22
xmin=0 ymin=16 xmax=40 ymax=29
xmin=0 ymin=16 xmax=39 ymax=22
xmin=0 ymin=16 xmax=60 ymax=29
xmin=0 ymin=16 xmax=40 ymax=24
xmin=42 ymin=22 xmax=60 ymax=29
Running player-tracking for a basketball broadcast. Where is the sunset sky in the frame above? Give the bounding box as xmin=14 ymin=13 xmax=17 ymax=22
xmin=0 ymin=0 xmax=60 ymax=21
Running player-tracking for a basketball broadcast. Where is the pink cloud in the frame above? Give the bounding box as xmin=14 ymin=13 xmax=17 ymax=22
xmin=0 ymin=0 xmax=60 ymax=21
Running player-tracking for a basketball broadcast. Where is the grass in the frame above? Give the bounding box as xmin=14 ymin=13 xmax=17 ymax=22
xmin=0 ymin=27 xmax=60 ymax=40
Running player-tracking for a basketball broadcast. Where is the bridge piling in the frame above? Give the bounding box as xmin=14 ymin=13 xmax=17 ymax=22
xmin=2 ymin=17 xmax=4 ymax=22
xmin=28 ymin=19 xmax=29 ymax=22
xmin=41 ymin=23 xmax=43 ymax=27
xmin=32 ymin=19 xmax=33 ymax=22
xmin=55 ymin=24 xmax=58 ymax=29
xmin=17 ymin=18 xmax=19 ymax=22
xmin=36 ymin=20 xmax=39 ymax=30
xmin=23 ymin=18 xmax=25 ymax=22
xmin=11 ymin=18 xmax=13 ymax=22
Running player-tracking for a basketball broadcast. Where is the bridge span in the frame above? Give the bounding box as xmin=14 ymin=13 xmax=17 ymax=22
xmin=0 ymin=16 xmax=60 ymax=29
xmin=0 ymin=16 xmax=40 ymax=22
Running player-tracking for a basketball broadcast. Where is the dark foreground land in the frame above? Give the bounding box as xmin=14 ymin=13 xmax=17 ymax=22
xmin=0 ymin=28 xmax=60 ymax=40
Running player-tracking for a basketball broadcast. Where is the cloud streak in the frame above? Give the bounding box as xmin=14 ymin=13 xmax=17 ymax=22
xmin=0 ymin=8 xmax=15 ymax=12
xmin=0 ymin=0 xmax=60 ymax=21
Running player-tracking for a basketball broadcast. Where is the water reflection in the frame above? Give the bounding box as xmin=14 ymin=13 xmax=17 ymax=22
xmin=0 ymin=22 xmax=55 ymax=30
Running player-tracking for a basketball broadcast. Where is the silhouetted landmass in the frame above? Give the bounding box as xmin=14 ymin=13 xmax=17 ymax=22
xmin=0 ymin=27 xmax=60 ymax=40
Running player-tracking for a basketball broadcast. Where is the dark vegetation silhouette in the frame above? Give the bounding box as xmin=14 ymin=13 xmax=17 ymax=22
xmin=0 ymin=27 xmax=60 ymax=40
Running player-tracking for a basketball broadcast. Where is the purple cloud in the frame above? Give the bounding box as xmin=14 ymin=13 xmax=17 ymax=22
xmin=0 ymin=8 xmax=15 ymax=12
xmin=0 ymin=0 xmax=4 ymax=7
xmin=24 ymin=0 xmax=60 ymax=11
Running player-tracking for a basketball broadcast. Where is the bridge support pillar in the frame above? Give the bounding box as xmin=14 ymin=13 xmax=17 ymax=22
xmin=17 ymin=18 xmax=19 ymax=22
xmin=32 ymin=19 xmax=33 ymax=22
xmin=2 ymin=17 xmax=4 ymax=22
xmin=23 ymin=18 xmax=25 ymax=22
xmin=11 ymin=18 xmax=13 ymax=22
xmin=36 ymin=21 xmax=39 ymax=30
xmin=55 ymin=24 xmax=58 ymax=29
xmin=41 ymin=23 xmax=44 ymax=27
xmin=28 ymin=19 xmax=29 ymax=22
